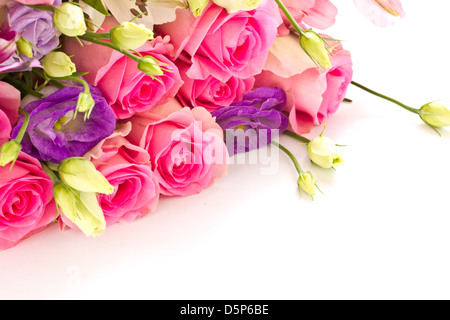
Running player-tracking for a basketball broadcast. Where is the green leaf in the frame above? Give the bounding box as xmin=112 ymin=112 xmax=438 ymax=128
xmin=82 ymin=0 xmax=110 ymax=16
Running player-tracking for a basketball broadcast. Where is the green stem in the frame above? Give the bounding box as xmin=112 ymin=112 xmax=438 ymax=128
xmin=4 ymin=75 xmax=44 ymax=99
xmin=83 ymin=32 xmax=111 ymax=40
xmin=274 ymin=0 xmax=305 ymax=36
xmin=271 ymin=141 xmax=303 ymax=174
xmin=15 ymin=109 xmax=30 ymax=143
xmin=351 ymin=81 xmax=420 ymax=114
xmin=283 ymin=130 xmax=311 ymax=144
xmin=41 ymin=163 xmax=60 ymax=184
xmin=78 ymin=35 xmax=141 ymax=64
xmin=53 ymin=76 xmax=90 ymax=92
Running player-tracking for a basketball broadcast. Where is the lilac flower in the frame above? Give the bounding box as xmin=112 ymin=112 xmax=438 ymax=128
xmin=12 ymin=85 xmax=116 ymax=163
xmin=212 ymin=87 xmax=289 ymax=155
xmin=0 ymin=1 xmax=61 ymax=73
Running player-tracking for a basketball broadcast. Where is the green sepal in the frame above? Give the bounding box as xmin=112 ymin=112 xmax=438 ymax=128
xmin=82 ymin=0 xmax=110 ymax=16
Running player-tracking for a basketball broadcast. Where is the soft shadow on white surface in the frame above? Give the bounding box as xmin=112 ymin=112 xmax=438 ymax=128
xmin=2 ymin=1 xmax=450 ymax=300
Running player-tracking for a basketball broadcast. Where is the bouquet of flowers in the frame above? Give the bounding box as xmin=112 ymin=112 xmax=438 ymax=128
xmin=0 ymin=0 xmax=447 ymax=251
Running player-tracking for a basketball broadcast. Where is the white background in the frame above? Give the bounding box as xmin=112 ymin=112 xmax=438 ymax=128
xmin=1 ymin=1 xmax=450 ymax=300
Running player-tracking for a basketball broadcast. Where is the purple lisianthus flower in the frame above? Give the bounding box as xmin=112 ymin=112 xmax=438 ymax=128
xmin=0 ymin=1 xmax=61 ymax=73
xmin=12 ymin=85 xmax=116 ymax=163
xmin=212 ymin=87 xmax=288 ymax=155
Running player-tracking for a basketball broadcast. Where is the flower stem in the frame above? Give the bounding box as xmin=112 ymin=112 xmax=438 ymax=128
xmin=83 ymin=32 xmax=110 ymax=40
xmin=273 ymin=0 xmax=305 ymax=36
xmin=15 ymin=109 xmax=30 ymax=143
xmin=4 ymin=75 xmax=44 ymax=99
xmin=54 ymin=76 xmax=90 ymax=93
xmin=283 ymin=130 xmax=311 ymax=144
xmin=41 ymin=162 xmax=60 ymax=184
xmin=351 ymin=80 xmax=420 ymax=114
xmin=78 ymin=34 xmax=142 ymax=64
xmin=271 ymin=141 xmax=303 ymax=174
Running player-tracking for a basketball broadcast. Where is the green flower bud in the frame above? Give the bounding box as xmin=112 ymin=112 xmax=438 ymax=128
xmin=41 ymin=51 xmax=76 ymax=78
xmin=213 ymin=0 xmax=262 ymax=13
xmin=16 ymin=37 xmax=33 ymax=58
xmin=53 ymin=2 xmax=87 ymax=37
xmin=59 ymin=157 xmax=114 ymax=195
xmin=0 ymin=140 xmax=22 ymax=167
xmin=299 ymin=30 xmax=331 ymax=70
xmin=138 ymin=55 xmax=164 ymax=76
xmin=77 ymin=91 xmax=95 ymax=113
xmin=54 ymin=183 xmax=106 ymax=237
xmin=419 ymin=102 xmax=450 ymax=128
xmin=297 ymin=171 xmax=318 ymax=199
xmin=307 ymin=136 xmax=343 ymax=169
xmin=187 ymin=0 xmax=210 ymax=16
xmin=110 ymin=22 xmax=154 ymax=50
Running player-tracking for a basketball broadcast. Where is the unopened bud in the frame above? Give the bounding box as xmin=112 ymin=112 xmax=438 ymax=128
xmin=299 ymin=30 xmax=332 ymax=70
xmin=419 ymin=102 xmax=450 ymax=128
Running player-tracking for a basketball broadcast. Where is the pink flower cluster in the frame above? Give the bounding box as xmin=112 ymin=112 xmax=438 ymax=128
xmin=2 ymin=0 xmax=406 ymax=250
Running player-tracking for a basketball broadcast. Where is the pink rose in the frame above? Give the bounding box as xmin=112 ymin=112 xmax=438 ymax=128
xmin=83 ymin=122 xmax=160 ymax=226
xmin=255 ymin=34 xmax=353 ymax=134
xmin=127 ymin=99 xmax=229 ymax=196
xmin=176 ymin=58 xmax=255 ymax=112
xmin=0 ymin=152 xmax=56 ymax=250
xmin=277 ymin=0 xmax=338 ymax=36
xmin=63 ymin=18 xmax=183 ymax=119
xmin=156 ymin=0 xmax=282 ymax=81
xmin=0 ymin=81 xmax=20 ymax=144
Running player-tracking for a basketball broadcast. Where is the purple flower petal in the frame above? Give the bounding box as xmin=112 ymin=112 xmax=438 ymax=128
xmin=212 ymin=87 xmax=288 ymax=155
xmin=12 ymin=85 xmax=116 ymax=163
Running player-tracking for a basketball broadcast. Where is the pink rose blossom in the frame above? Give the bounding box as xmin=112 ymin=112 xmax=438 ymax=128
xmin=255 ymin=34 xmax=353 ymax=134
xmin=0 ymin=110 xmax=10 ymax=145
xmin=278 ymin=0 xmax=338 ymax=36
xmin=0 ymin=152 xmax=56 ymax=250
xmin=176 ymin=58 xmax=255 ymax=112
xmin=353 ymin=0 xmax=405 ymax=27
xmin=0 ymin=81 xmax=20 ymax=144
xmin=63 ymin=17 xmax=183 ymax=119
xmin=127 ymin=99 xmax=229 ymax=196
xmin=83 ymin=122 xmax=160 ymax=226
xmin=156 ymin=0 xmax=282 ymax=81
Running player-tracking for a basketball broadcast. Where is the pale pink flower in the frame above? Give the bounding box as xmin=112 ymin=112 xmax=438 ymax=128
xmin=353 ymin=0 xmax=405 ymax=27
xmin=278 ymin=0 xmax=338 ymax=36
xmin=255 ymin=34 xmax=353 ymax=134
xmin=127 ymin=99 xmax=229 ymax=197
xmin=81 ymin=122 xmax=160 ymax=226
